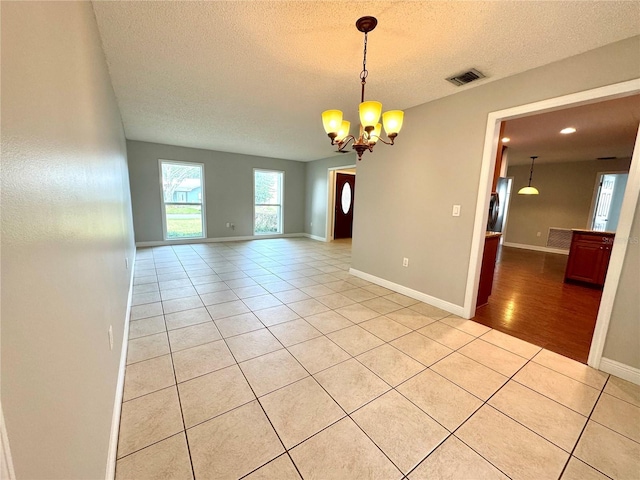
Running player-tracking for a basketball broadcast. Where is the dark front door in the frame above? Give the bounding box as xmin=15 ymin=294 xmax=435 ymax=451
xmin=334 ymin=173 xmax=355 ymax=239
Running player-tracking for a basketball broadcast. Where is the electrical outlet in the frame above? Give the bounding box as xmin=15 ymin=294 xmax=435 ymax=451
xmin=108 ymin=325 xmax=114 ymax=350
xmin=226 ymin=222 xmax=231 ymax=228
xmin=452 ymin=205 xmax=461 ymax=217
xmin=310 ymin=222 xmax=313 ymax=227
xmin=402 ymin=257 xmax=409 ymax=267
xmin=537 ymin=232 xmax=542 ymax=237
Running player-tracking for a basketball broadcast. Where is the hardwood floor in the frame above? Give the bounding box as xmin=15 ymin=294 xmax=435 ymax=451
xmin=472 ymin=246 xmax=602 ymax=364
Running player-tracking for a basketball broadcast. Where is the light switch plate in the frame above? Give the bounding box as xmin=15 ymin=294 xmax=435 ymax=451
xmin=452 ymin=205 xmax=461 ymax=217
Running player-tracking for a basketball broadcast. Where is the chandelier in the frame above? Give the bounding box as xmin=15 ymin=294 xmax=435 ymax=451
xmin=321 ymin=16 xmax=404 ymax=161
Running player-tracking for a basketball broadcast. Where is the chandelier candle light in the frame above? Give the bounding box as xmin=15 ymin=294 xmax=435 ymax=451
xmin=321 ymin=16 xmax=404 ymax=160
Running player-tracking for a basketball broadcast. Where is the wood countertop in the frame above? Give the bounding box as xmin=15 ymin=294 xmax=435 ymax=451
xmin=571 ymin=229 xmax=615 ymax=235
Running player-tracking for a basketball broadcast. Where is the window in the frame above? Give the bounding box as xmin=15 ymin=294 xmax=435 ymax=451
xmin=160 ymin=160 xmax=206 ymax=240
xmin=254 ymin=169 xmax=283 ymax=235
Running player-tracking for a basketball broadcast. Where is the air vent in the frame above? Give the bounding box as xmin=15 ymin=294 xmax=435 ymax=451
xmin=547 ymin=228 xmax=572 ymax=251
xmin=597 ymin=156 xmax=617 ymax=161
xmin=446 ymin=68 xmax=486 ymax=86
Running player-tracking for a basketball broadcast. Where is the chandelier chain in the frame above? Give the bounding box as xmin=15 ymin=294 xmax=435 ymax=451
xmin=360 ymin=32 xmax=368 ymax=102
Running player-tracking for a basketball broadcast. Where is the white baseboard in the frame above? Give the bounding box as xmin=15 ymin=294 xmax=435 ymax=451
xmin=503 ymin=242 xmax=569 ymax=255
xmin=1 ymin=404 xmax=15 ymax=480
xmin=599 ymin=357 xmax=640 ymax=386
xmin=303 ymin=233 xmax=327 ymax=242
xmin=135 ymin=233 xmax=309 ymax=247
xmin=105 ymin=252 xmax=136 ymax=480
xmin=348 ymin=268 xmax=466 ymax=317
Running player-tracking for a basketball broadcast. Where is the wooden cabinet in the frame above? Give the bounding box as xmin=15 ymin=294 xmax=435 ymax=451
xmin=565 ymin=230 xmax=614 ymax=288
xmin=491 ymin=122 xmax=507 ymax=192
xmin=477 ymin=233 xmax=501 ymax=308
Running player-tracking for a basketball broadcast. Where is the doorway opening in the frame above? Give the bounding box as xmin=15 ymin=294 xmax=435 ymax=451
xmin=465 ymin=79 xmax=640 ymax=371
xmin=474 ymin=96 xmax=638 ymax=363
xmin=590 ymin=172 xmax=629 ymax=232
xmin=327 ymin=165 xmax=356 ymax=241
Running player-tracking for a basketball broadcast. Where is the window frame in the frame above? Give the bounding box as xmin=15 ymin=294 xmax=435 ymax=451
xmin=158 ymin=159 xmax=207 ymax=241
xmin=253 ymin=168 xmax=284 ymax=235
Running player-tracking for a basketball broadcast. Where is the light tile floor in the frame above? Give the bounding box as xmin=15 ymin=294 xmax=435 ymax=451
xmin=116 ymin=238 xmax=640 ymax=480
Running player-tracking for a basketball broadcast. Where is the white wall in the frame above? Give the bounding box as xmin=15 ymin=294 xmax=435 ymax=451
xmin=1 ymin=2 xmax=135 ymax=478
xmin=350 ymin=36 xmax=640 ymax=308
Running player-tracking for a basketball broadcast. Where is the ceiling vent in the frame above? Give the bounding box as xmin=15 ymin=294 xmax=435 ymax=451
xmin=446 ymin=68 xmax=486 ymax=86
xmin=597 ymin=156 xmax=617 ymax=160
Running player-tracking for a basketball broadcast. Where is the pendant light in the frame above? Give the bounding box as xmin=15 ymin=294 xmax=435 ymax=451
xmin=518 ymin=156 xmax=540 ymax=195
xmin=321 ymin=17 xmax=404 ymax=161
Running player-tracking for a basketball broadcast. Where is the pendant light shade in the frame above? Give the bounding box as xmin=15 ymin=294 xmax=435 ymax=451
xmin=359 ymin=101 xmax=382 ymax=129
xmin=382 ymin=110 xmax=404 ymax=137
xmin=518 ymin=156 xmax=540 ymax=195
xmin=368 ymin=123 xmax=382 ymax=145
xmin=335 ymin=121 xmax=351 ymax=142
xmin=517 ymin=186 xmax=540 ymax=195
xmin=322 ymin=110 xmax=343 ymax=137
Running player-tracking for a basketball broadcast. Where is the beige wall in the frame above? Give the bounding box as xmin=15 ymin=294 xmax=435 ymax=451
xmin=505 ymin=159 xmax=632 ymax=247
xmin=127 ymin=140 xmax=306 ymax=243
xmin=350 ymin=36 xmax=640 ymax=308
xmin=1 ymin=2 xmax=135 ymax=478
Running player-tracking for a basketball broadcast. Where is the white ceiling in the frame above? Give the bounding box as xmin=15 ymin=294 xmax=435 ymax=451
xmin=504 ymin=94 xmax=640 ymax=166
xmin=92 ymin=1 xmax=640 ymax=162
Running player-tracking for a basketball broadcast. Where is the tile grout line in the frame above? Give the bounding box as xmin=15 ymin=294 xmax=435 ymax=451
xmin=417 ymin=345 xmax=613 ymax=479
xmin=404 ymin=355 xmax=540 ymax=479
xmin=164 ymin=330 xmax=197 ymax=480
xmin=255 ymin=302 xmax=468 ymax=476
xmin=129 ymin=239 xmax=619 ymax=479
xmin=134 ymin=246 xmax=501 ymax=476
xmin=159 ymin=249 xmax=199 ymax=480
xmin=396 ymin=360 xmax=523 ymax=478
xmin=219 ymin=283 xmax=411 ymax=478
xmin=588 ymin=415 xmax=640 ymax=446
xmin=208 ymin=300 xmax=304 ymax=479
xmin=557 ymin=375 xmax=612 ymax=479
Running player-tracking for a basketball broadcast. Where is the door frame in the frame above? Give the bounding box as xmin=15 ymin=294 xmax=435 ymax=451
xmin=463 ymin=78 xmax=640 ymax=370
xmin=498 ymin=176 xmax=514 ymax=244
xmin=326 ymin=164 xmax=356 ymax=241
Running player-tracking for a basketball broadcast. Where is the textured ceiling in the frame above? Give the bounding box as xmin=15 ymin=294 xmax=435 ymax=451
xmin=504 ymin=94 xmax=640 ymax=166
xmin=92 ymin=1 xmax=640 ymax=161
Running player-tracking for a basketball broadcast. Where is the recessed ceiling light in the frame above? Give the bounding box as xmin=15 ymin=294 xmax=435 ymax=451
xmin=560 ymin=127 xmax=576 ymax=134
xmin=501 ymin=137 xmax=510 ymax=143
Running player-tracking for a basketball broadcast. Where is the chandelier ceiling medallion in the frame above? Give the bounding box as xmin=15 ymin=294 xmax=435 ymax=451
xmin=321 ymin=16 xmax=404 ymax=161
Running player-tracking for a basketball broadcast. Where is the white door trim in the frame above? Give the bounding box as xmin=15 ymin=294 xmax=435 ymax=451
xmin=326 ymin=164 xmax=356 ymax=241
xmin=589 ymin=129 xmax=640 ymax=367
xmin=463 ymin=78 xmax=640 ymax=370
xmin=1 ymin=403 xmax=15 ymax=480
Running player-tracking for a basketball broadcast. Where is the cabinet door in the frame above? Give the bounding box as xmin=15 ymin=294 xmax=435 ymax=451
xmin=477 ymin=237 xmax=500 ymax=308
xmin=596 ymin=245 xmax=613 ymax=286
xmin=566 ymin=241 xmax=604 ymax=284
